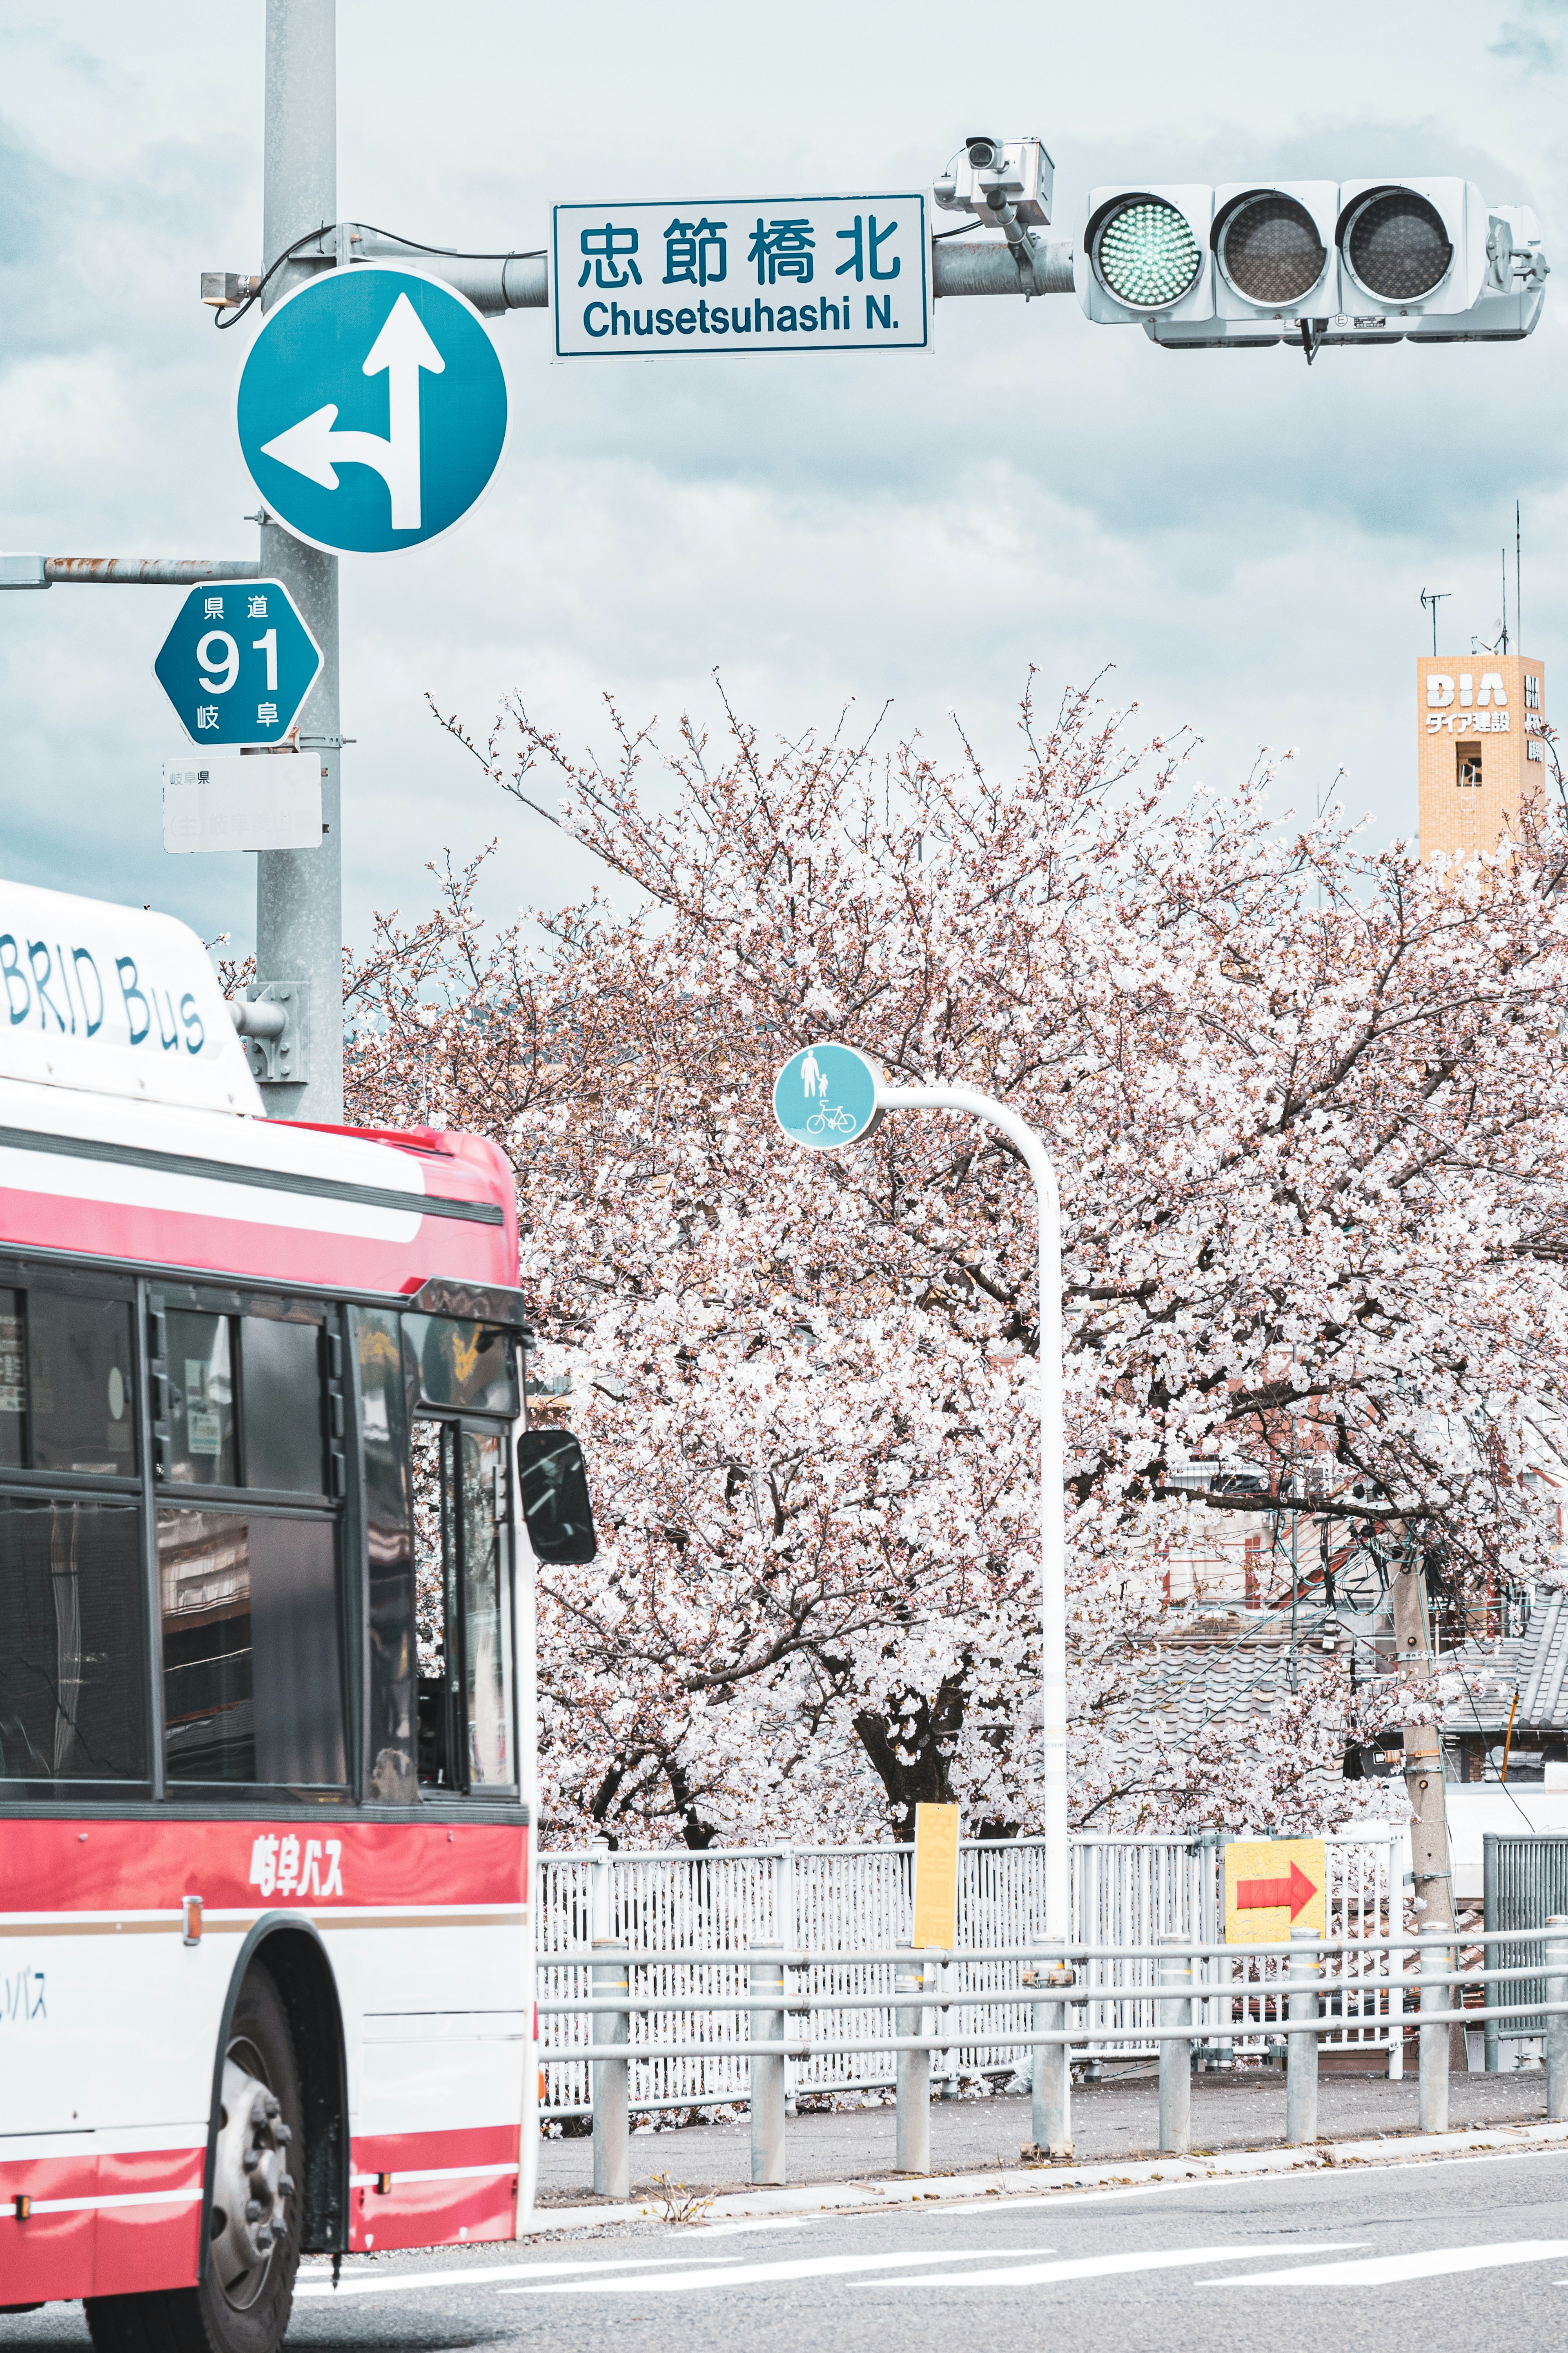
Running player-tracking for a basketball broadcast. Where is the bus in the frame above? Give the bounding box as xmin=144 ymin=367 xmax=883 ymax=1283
xmin=0 ymin=881 xmax=595 ymax=2352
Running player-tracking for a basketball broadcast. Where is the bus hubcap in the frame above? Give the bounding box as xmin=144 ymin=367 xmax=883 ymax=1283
xmin=211 ymin=2057 xmax=294 ymax=2302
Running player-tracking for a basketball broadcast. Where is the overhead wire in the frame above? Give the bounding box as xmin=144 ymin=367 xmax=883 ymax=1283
xmin=216 ymin=221 xmax=548 ymax=330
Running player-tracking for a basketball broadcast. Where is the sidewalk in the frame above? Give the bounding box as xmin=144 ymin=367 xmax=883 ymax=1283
xmin=535 ymin=2065 xmax=1554 ymax=2203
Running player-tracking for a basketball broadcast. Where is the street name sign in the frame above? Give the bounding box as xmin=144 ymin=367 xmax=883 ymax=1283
xmin=163 ymin=759 xmax=323 ymax=855
xmin=1223 ymin=1836 xmax=1327 ymax=1945
xmin=552 ymin=195 xmax=929 ymax=359
xmin=153 ymin=579 xmax=321 ymax=749
xmin=234 ymin=263 xmax=509 ymax=556
xmin=772 ymin=1043 xmax=881 ymax=1149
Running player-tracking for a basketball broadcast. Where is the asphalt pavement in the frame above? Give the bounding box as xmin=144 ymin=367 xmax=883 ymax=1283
xmin=10 ymin=2144 xmax=1568 ymax=2353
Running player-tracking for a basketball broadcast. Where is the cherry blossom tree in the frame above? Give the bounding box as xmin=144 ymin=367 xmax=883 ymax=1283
xmin=341 ymin=678 xmax=1568 ymax=1848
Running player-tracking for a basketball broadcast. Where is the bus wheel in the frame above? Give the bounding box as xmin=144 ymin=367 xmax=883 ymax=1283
xmin=86 ymin=1963 xmax=304 ymax=2353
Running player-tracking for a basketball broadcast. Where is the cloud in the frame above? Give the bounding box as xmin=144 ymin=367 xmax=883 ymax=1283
xmin=2 ymin=0 xmax=1565 ymax=963
xmin=1491 ymin=0 xmax=1568 ymax=71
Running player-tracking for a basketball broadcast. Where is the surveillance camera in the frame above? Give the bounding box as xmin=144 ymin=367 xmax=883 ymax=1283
xmin=966 ymin=135 xmax=1003 ymax=171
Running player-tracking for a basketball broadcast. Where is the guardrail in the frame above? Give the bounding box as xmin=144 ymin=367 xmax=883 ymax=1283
xmin=537 ymin=1918 xmax=1568 ymax=2197
xmin=538 ymin=1829 xmax=1405 ymax=2116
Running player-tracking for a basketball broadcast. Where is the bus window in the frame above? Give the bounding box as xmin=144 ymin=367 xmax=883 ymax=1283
xmin=241 ymin=1314 xmax=325 ymax=1493
xmin=166 ymin=1310 xmax=238 ymax=1485
xmin=403 ymin=1314 xmax=517 ymax=1417
xmin=0 ymin=1497 xmax=144 ymax=1784
xmin=27 ymin=1291 xmax=136 ymax=1476
xmin=352 ymin=1306 xmax=417 ymax=1804
xmin=417 ymin=1423 xmax=514 ymax=1791
xmin=0 ymin=1290 xmax=22 ymax=1465
xmin=158 ymin=1510 xmax=347 ymax=1787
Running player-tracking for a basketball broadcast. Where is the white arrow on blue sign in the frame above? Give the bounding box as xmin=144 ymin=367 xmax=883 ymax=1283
xmin=152 ymin=579 xmax=321 ymax=750
xmin=234 ymin=264 xmax=509 ymax=557
xmin=772 ymin=1044 xmax=882 ymax=1149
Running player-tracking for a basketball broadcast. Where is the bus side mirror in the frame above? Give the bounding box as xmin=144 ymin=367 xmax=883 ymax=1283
xmin=516 ymin=1429 xmax=598 ymax=1563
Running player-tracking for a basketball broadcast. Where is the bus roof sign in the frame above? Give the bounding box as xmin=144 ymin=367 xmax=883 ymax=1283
xmin=0 ymin=879 xmax=263 ymax=1117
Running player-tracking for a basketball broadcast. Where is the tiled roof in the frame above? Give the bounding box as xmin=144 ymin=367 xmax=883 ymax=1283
xmin=1099 ymin=1615 xmax=1339 ymax=1767
xmin=1442 ymin=1592 xmax=1568 ymax=1734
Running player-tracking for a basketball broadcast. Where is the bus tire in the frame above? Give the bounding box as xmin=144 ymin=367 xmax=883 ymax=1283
xmin=85 ymin=1964 xmax=303 ymax=2353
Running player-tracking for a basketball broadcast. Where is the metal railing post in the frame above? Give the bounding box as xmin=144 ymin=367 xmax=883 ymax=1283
xmin=1285 ymin=1926 xmax=1320 ymax=2146
xmin=1157 ymin=1936 xmax=1192 ymax=2155
xmin=1483 ymin=1833 xmax=1500 ymax=2075
xmin=749 ymin=1945 xmax=786 ymax=2186
xmin=1545 ymin=1915 xmax=1568 ymax=2123
xmin=1419 ymin=1930 xmax=1450 ymax=2134
xmin=1031 ymin=1964 xmax=1074 ymax=2157
xmin=895 ymin=1949 xmax=932 ymax=2174
xmin=588 ymin=1836 xmax=612 ymax=1943
xmin=590 ymin=1938 xmax=629 ymax=2200
xmin=777 ymin=1847 xmax=798 ymax=2117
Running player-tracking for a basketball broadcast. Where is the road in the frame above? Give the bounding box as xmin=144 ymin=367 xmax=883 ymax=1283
xmin=9 ymin=2149 xmax=1568 ymax=2353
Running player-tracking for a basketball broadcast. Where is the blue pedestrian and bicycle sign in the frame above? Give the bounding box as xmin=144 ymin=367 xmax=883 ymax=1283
xmin=772 ymin=1044 xmax=882 ymax=1150
xmin=152 ymin=578 xmax=321 ymax=749
xmin=234 ymin=264 xmax=509 ymax=557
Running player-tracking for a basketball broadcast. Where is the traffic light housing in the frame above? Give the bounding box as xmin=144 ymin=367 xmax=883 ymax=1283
xmin=1077 ymin=176 xmax=1546 ymax=348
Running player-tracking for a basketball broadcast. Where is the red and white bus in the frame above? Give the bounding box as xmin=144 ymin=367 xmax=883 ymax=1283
xmin=0 ymin=882 xmax=595 ymax=2351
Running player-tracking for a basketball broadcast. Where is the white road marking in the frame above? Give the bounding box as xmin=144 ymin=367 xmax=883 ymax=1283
xmin=1211 ymin=2238 xmax=1568 ymax=2286
xmin=866 ymin=2241 xmax=1368 ymax=2289
xmin=499 ymin=2248 xmax=1060 ymax=2295
xmin=293 ymin=2255 xmax=744 ymax=2299
xmin=687 ymin=2219 xmax=813 ymax=2238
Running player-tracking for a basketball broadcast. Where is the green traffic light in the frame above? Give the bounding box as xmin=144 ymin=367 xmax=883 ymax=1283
xmin=1096 ymin=198 xmax=1202 ymax=309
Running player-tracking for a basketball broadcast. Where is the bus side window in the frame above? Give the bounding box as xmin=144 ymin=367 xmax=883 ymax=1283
xmin=26 ymin=1291 xmax=136 ymax=1476
xmin=0 ymin=1496 xmax=145 ymax=1784
xmin=241 ymin=1314 xmax=325 ymax=1493
xmin=416 ymin=1422 xmax=515 ymax=1792
xmin=352 ymin=1306 xmax=416 ymax=1805
xmin=0 ymin=1291 xmax=23 ymax=1467
xmin=165 ymin=1310 xmax=238 ymax=1485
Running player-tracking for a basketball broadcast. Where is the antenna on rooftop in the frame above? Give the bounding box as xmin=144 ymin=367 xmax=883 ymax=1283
xmin=1420 ymin=586 xmax=1451 ymax=655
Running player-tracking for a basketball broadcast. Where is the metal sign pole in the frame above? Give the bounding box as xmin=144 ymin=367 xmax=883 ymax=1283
xmin=876 ymin=1081 xmax=1069 ymax=1948
xmin=256 ymin=0 xmax=342 ymax=1121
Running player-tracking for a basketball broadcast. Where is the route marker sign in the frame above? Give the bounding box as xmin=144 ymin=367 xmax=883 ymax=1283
xmin=1223 ymin=1837 xmax=1327 ymax=1944
xmin=234 ymin=263 xmax=508 ymax=556
xmin=772 ymin=1043 xmax=881 ymax=1150
xmin=552 ymin=194 xmax=929 ymax=359
xmin=152 ymin=579 xmax=321 ymax=749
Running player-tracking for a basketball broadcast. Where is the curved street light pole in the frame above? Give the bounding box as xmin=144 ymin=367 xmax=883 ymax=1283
xmin=875 ymin=1083 xmax=1069 ymax=1947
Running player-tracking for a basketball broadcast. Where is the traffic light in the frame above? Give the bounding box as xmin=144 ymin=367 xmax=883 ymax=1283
xmin=1076 ymin=178 xmax=1547 ymax=350
xmin=1078 ymin=187 xmax=1213 ymax=326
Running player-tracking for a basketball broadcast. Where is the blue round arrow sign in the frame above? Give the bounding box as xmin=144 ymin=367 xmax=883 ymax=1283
xmin=234 ymin=264 xmax=509 ymax=557
xmin=772 ymin=1044 xmax=881 ymax=1150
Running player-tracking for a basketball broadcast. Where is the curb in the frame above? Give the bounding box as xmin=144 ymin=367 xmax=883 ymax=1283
xmin=521 ymin=2118 xmax=1568 ymax=2232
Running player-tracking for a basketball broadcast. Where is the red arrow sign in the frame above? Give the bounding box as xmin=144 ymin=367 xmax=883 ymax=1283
xmin=1236 ymin=1860 xmax=1319 ymax=1919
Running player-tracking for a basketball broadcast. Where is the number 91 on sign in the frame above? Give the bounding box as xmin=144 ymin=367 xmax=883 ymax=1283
xmin=152 ymin=578 xmax=322 ymax=750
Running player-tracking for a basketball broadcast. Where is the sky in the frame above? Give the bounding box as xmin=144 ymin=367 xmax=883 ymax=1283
xmin=2 ymin=0 xmax=1565 ymax=959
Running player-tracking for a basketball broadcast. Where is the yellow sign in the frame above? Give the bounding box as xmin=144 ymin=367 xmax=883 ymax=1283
xmin=911 ymin=1802 xmax=960 ymax=1948
xmin=1223 ymin=1837 xmax=1326 ymax=1945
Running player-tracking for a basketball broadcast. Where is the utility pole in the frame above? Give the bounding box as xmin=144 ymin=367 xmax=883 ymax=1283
xmin=1391 ymin=1546 xmax=1455 ymax=1935
xmin=254 ymin=0 xmax=342 ymax=1122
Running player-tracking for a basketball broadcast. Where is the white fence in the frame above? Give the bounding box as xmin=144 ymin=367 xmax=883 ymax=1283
xmin=536 ymin=1829 xmax=1404 ymax=2116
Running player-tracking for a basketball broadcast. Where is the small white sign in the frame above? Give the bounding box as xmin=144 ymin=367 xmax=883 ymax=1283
xmin=552 ymin=194 xmax=929 ymax=359
xmin=163 ymin=759 xmax=323 ymax=854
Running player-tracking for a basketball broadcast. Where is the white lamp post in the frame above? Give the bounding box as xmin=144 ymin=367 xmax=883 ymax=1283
xmin=875 ymin=1081 xmax=1069 ymax=1949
